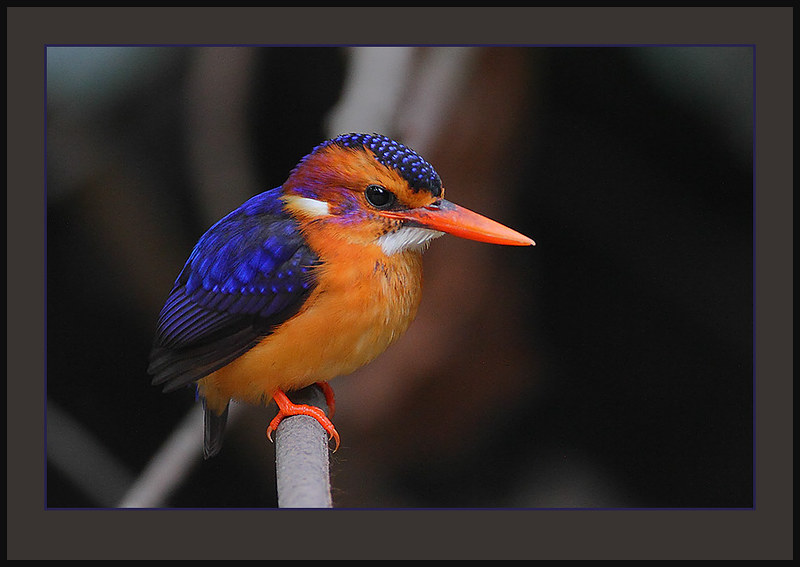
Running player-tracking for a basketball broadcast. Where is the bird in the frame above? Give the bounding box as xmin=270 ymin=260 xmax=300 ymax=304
xmin=147 ymin=132 xmax=535 ymax=458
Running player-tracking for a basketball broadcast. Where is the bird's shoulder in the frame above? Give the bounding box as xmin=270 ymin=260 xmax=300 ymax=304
xmin=182 ymin=189 xmax=318 ymax=313
xmin=153 ymin=188 xmax=319 ymax=347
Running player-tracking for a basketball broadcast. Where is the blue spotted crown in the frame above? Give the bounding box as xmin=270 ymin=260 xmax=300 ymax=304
xmin=321 ymin=133 xmax=442 ymax=197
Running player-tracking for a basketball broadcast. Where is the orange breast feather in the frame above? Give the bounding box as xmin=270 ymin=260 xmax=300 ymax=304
xmin=198 ymin=243 xmax=423 ymax=413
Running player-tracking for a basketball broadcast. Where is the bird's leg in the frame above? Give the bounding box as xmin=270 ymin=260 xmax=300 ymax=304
xmin=266 ymin=385 xmax=340 ymax=451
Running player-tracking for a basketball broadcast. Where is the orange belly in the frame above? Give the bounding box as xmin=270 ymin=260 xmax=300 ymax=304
xmin=198 ymin=246 xmax=424 ymax=413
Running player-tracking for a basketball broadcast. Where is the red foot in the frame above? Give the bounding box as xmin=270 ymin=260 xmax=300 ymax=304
xmin=266 ymin=384 xmax=340 ymax=451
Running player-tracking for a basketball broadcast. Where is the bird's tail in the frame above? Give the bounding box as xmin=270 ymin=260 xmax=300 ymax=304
xmin=202 ymin=400 xmax=230 ymax=459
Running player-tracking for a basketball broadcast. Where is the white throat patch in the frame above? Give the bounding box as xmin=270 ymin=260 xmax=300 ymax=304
xmin=378 ymin=226 xmax=444 ymax=255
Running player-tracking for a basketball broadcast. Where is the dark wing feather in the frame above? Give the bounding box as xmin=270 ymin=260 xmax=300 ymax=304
xmin=147 ymin=189 xmax=319 ymax=393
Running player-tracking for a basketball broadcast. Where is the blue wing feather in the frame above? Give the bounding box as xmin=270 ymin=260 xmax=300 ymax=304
xmin=148 ymin=188 xmax=319 ymax=391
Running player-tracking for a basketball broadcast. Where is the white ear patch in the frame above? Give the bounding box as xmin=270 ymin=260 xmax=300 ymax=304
xmin=378 ymin=226 xmax=444 ymax=255
xmin=284 ymin=195 xmax=330 ymax=218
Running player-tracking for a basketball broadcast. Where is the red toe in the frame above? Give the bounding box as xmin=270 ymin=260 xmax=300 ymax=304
xmin=266 ymin=390 xmax=341 ymax=451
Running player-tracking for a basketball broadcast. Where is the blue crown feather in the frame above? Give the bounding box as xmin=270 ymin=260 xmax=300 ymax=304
xmin=323 ymin=133 xmax=442 ymax=197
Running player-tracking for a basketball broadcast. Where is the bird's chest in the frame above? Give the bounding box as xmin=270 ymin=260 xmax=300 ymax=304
xmin=310 ymin=251 xmax=424 ymax=363
xmin=217 ymin=249 xmax=425 ymax=399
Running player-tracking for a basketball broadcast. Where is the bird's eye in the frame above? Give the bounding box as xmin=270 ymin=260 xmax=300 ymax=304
xmin=365 ymin=185 xmax=395 ymax=210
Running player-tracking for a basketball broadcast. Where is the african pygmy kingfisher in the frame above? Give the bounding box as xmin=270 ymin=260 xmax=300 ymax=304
xmin=148 ymin=133 xmax=535 ymax=458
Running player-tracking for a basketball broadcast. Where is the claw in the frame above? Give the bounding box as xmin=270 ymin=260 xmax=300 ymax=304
xmin=266 ymin=387 xmax=341 ymax=451
xmin=315 ymin=381 xmax=336 ymax=417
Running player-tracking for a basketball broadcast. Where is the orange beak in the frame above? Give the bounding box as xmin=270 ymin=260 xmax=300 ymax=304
xmin=380 ymin=199 xmax=535 ymax=247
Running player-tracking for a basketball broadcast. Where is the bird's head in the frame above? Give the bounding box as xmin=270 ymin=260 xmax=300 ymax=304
xmin=281 ymin=133 xmax=535 ymax=255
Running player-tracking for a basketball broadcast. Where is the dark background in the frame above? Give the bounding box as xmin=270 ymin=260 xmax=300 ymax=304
xmin=45 ymin=46 xmax=753 ymax=509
